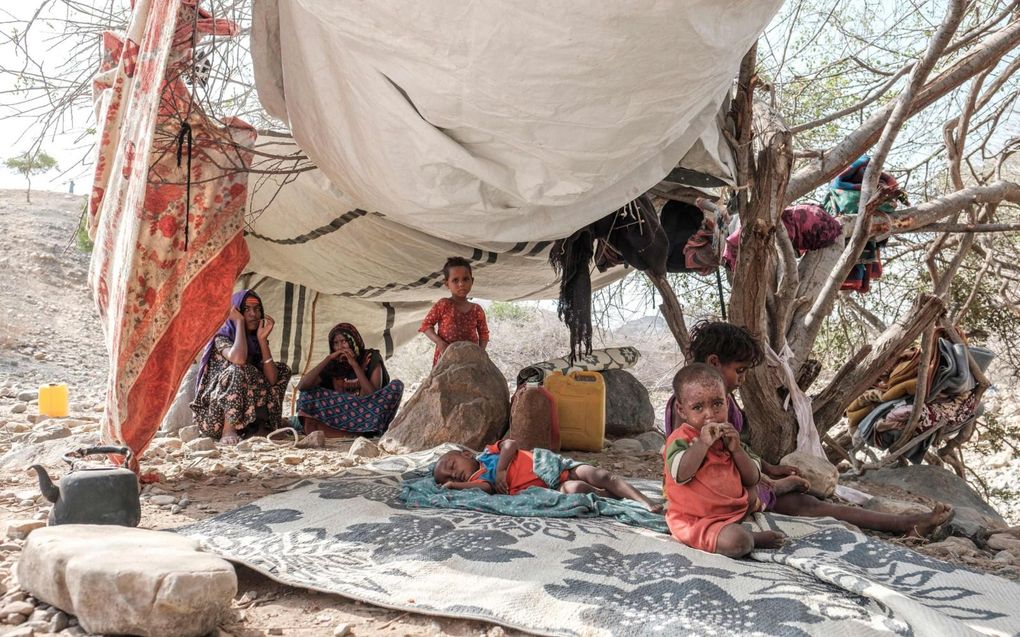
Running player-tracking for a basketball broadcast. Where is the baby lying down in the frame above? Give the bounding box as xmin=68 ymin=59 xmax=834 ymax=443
xmin=433 ymin=439 xmax=662 ymax=513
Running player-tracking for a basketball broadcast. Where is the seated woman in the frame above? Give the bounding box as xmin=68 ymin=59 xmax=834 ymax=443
xmin=190 ymin=289 xmax=293 ymax=445
xmin=296 ymin=323 xmax=404 ymax=437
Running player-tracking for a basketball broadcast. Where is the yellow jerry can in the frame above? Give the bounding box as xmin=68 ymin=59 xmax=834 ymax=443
xmin=544 ymin=371 xmax=605 ymax=452
xmin=38 ymin=383 xmax=69 ymax=418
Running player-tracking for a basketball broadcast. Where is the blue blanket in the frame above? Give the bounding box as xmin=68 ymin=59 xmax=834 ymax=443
xmin=400 ymin=475 xmax=668 ymax=533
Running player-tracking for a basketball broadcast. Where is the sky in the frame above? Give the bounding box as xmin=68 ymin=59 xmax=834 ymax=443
xmin=1 ymin=3 xmax=1018 ymax=198
xmin=0 ymin=6 xmax=95 ymax=194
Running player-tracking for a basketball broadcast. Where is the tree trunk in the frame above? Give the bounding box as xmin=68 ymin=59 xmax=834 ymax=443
xmin=729 ymin=100 xmax=795 ymax=462
xmin=25 ymin=176 xmax=31 ymax=204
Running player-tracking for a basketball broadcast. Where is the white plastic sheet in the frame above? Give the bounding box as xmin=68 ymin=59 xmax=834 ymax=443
xmin=251 ymin=0 xmax=782 ymax=243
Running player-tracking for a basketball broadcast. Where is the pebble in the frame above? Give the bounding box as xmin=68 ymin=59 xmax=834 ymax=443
xmin=5 ymin=521 xmax=46 ymax=540
xmin=334 ymin=622 xmax=351 ymax=637
xmin=1 ymin=600 xmax=36 ymax=616
xmin=30 ymin=426 xmax=71 ymax=443
xmin=49 ymin=610 xmax=69 ymax=632
xmin=178 ymin=425 xmax=201 ymax=444
xmin=178 ymin=496 xmax=191 ymax=508
xmin=296 ymin=431 xmax=326 ymax=449
xmin=610 ymin=438 xmax=644 ymax=454
xmin=169 ymin=505 xmax=182 ymax=515
xmin=10 ymin=404 xmax=27 ymax=414
xmin=268 ymin=628 xmax=283 ymax=635
xmin=348 ymin=437 xmax=380 ymax=459
xmin=995 ymin=550 xmax=1016 ymax=563
xmin=186 ymin=437 xmax=217 ymax=452
xmin=15 ymin=392 xmax=36 ymax=403
xmin=5 ymin=624 xmax=31 ymax=636
xmin=282 ymin=454 xmax=304 ymax=465
xmin=149 ymin=495 xmax=177 ymax=506
xmin=4 ymin=611 xmax=25 ymax=625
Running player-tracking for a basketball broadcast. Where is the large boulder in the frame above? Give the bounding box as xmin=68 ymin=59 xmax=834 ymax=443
xmin=780 ymin=451 xmax=838 ymax=498
xmin=18 ymin=525 xmax=236 ymax=637
xmin=602 ymin=369 xmax=654 ymax=437
xmin=381 ymin=342 xmax=509 ymax=453
xmin=848 ymin=464 xmax=1006 ymax=540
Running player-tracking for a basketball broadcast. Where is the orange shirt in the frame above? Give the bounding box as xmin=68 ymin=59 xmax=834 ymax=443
xmin=662 ymin=424 xmax=757 ymax=553
xmin=470 ymin=442 xmax=558 ymax=494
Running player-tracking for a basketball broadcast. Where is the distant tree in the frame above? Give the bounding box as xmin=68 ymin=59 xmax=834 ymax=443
xmin=4 ymin=151 xmax=58 ymax=204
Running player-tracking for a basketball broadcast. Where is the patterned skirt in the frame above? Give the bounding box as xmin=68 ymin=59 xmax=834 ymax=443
xmin=191 ymin=362 xmax=292 ymax=438
xmin=297 ymin=380 xmax=404 ymax=434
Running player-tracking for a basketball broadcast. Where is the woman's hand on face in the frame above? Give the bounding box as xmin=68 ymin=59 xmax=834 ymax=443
xmin=256 ymin=316 xmax=275 ymax=340
xmin=337 ymin=341 xmax=358 ymax=364
xmin=228 ymin=306 xmax=244 ymax=324
xmin=327 ymin=348 xmax=346 ymax=361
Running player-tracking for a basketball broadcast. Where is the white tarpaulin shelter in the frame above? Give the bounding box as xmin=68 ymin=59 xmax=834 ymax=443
xmin=87 ymin=0 xmax=781 ymax=454
xmin=244 ymin=0 xmax=783 ymax=367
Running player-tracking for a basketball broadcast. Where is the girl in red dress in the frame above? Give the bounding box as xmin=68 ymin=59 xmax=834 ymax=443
xmin=419 ymin=257 xmax=490 ymax=366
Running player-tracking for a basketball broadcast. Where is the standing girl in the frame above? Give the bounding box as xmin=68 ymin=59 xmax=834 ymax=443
xmin=419 ymin=257 xmax=490 ymax=366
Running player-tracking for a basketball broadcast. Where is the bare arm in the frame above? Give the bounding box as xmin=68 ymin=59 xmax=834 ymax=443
xmin=494 ymin=439 xmax=519 ymax=494
xmin=349 ymin=355 xmax=381 ymax=395
xmin=422 ymin=327 xmax=448 ymax=352
xmin=297 ymin=349 xmax=343 ymax=391
xmin=723 ymin=429 xmax=762 ymax=487
xmin=673 ymin=439 xmax=711 ymax=484
xmin=223 ymin=307 xmax=249 ymax=366
xmin=257 ymin=317 xmax=278 ymax=385
xmin=442 ymin=480 xmax=493 ymax=493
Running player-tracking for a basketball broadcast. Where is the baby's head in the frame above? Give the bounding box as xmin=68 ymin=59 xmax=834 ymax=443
xmin=434 ymin=449 xmax=480 ymax=484
xmin=671 ymin=363 xmax=728 ymax=431
xmin=688 ymin=320 xmax=763 ymax=393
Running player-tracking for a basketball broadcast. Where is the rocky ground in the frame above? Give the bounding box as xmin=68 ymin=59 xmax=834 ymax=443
xmin=0 ymin=189 xmax=1018 ymax=637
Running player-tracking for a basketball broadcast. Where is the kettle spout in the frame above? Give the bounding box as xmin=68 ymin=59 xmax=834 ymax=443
xmin=29 ymin=465 xmax=60 ymax=503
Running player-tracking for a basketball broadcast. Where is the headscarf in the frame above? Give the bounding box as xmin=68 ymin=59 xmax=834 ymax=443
xmin=323 ymin=323 xmax=371 ymax=380
xmin=196 ymin=289 xmax=263 ymax=389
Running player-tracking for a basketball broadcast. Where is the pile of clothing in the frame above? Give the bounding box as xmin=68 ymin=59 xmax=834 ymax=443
xmin=847 ymin=337 xmax=994 ymax=463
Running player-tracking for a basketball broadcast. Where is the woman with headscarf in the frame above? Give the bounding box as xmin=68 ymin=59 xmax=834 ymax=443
xmin=190 ymin=289 xmax=292 ymax=445
xmin=296 ymin=323 xmax=404 ymax=436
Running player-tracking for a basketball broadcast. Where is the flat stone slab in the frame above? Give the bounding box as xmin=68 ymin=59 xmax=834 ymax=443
xmin=18 ymin=525 xmax=236 ymax=637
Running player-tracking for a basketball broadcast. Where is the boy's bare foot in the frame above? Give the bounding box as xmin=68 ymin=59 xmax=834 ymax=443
xmin=645 ymin=501 xmax=664 ymax=514
xmin=907 ymin=503 xmax=955 ymax=538
xmin=772 ymin=475 xmax=811 ymax=496
xmin=752 ymin=530 xmax=786 ymax=549
xmin=218 ymin=431 xmax=240 ymax=446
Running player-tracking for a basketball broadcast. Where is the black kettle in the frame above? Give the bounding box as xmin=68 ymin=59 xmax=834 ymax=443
xmin=30 ymin=446 xmax=141 ymax=527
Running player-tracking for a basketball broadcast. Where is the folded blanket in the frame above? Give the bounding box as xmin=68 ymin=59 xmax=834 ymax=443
xmin=400 ymin=475 xmax=668 ymax=534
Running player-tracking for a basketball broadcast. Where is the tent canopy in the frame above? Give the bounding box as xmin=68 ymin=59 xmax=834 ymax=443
xmin=87 ymin=0 xmax=781 ymax=458
xmin=245 ymin=0 xmax=782 ymax=363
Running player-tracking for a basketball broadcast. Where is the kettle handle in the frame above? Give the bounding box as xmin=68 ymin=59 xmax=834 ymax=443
xmin=63 ymin=446 xmax=134 ymax=467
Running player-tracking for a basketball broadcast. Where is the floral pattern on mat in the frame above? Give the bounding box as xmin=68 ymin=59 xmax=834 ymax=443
xmin=177 ymin=446 xmax=1020 ymax=637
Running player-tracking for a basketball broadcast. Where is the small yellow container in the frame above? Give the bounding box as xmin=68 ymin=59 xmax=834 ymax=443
xmin=544 ymin=371 xmax=605 ymax=452
xmin=38 ymin=383 xmax=69 ymax=418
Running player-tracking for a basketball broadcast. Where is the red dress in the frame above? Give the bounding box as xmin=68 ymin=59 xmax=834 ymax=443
xmin=418 ymin=298 xmax=490 ymax=366
xmin=662 ymin=424 xmax=757 ymax=553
